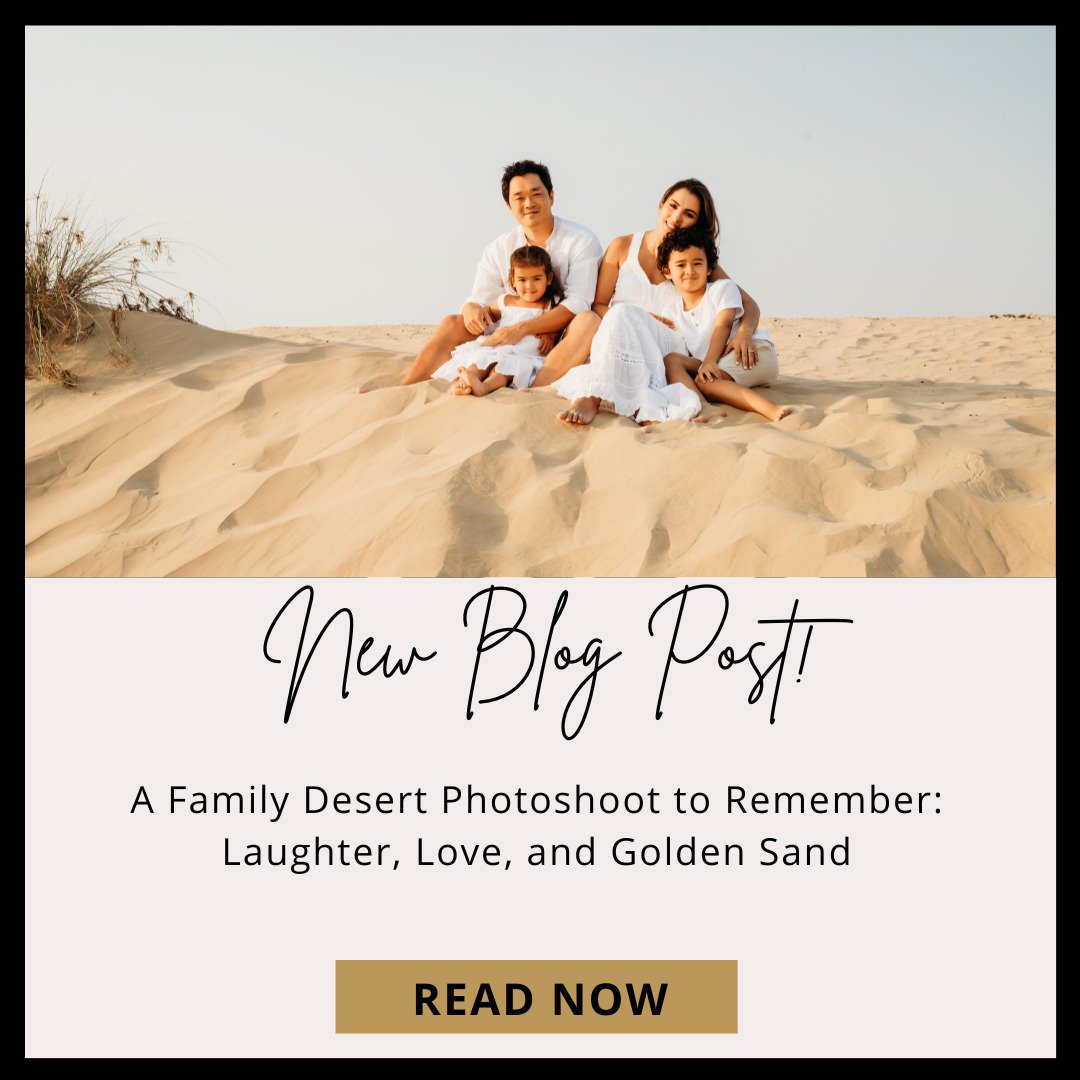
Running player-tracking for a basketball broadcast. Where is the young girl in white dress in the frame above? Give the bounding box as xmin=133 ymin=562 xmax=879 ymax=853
xmin=658 ymin=227 xmax=792 ymax=422
xmin=433 ymin=245 xmax=563 ymax=397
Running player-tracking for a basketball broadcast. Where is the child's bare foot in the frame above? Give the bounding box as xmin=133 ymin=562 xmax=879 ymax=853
xmin=769 ymin=405 xmax=793 ymax=422
xmin=558 ymin=396 xmax=602 ymax=426
xmin=354 ymin=388 xmax=369 ymax=395
xmin=464 ymin=368 xmax=492 ymax=396
xmin=449 ymin=367 xmax=483 ymax=397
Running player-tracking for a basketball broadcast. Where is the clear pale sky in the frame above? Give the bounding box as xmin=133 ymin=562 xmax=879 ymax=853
xmin=25 ymin=26 xmax=1055 ymax=330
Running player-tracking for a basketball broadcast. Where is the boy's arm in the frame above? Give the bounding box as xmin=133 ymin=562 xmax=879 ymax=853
xmin=728 ymin=288 xmax=760 ymax=367
xmin=712 ymin=264 xmax=761 ymax=364
xmin=695 ymin=309 xmax=739 ymax=383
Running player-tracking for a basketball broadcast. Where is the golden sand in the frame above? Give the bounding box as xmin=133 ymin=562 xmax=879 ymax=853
xmin=25 ymin=311 xmax=1055 ymax=576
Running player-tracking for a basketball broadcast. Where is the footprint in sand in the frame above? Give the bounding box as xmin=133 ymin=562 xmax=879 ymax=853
xmin=119 ymin=462 xmax=160 ymax=498
xmin=869 ymin=465 xmax=909 ymax=490
xmin=169 ymin=371 xmax=216 ymax=391
xmin=253 ymin=434 xmax=299 ymax=472
xmin=238 ymin=381 xmax=267 ymax=410
xmin=1004 ymin=417 xmax=1054 ymax=437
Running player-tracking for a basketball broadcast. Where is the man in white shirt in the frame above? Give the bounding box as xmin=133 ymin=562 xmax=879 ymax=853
xmin=401 ymin=160 xmax=603 ymax=385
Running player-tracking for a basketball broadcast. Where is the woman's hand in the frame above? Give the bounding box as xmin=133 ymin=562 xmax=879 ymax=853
xmin=729 ymin=327 xmax=759 ymax=369
xmin=649 ymin=312 xmax=677 ymax=329
xmin=695 ymin=359 xmax=722 ymax=385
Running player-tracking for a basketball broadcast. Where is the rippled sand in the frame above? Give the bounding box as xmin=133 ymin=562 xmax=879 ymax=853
xmin=25 ymin=311 xmax=1055 ymax=576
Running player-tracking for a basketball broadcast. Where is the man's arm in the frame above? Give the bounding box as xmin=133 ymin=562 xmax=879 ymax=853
xmin=560 ymin=232 xmax=603 ymax=317
xmin=478 ymin=304 xmax=574 ymax=349
xmin=481 ymin=230 xmax=602 ymax=347
xmin=461 ymin=238 xmax=507 ymax=334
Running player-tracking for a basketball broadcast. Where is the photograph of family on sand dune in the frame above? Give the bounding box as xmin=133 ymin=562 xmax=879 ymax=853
xmin=24 ymin=27 xmax=1055 ymax=579
xmin=404 ymin=163 xmax=791 ymax=427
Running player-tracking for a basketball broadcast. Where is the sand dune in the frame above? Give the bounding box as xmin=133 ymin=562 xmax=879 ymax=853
xmin=25 ymin=310 xmax=1055 ymax=577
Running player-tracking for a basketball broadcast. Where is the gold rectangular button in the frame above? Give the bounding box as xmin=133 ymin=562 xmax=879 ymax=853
xmin=336 ymin=960 xmax=736 ymax=1033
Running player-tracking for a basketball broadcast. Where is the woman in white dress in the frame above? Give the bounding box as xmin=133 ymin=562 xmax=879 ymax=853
xmin=544 ymin=178 xmax=764 ymax=425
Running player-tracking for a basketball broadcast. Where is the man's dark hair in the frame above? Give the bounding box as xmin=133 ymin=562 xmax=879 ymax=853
xmin=501 ymin=160 xmax=554 ymax=204
xmin=656 ymin=226 xmax=719 ymax=272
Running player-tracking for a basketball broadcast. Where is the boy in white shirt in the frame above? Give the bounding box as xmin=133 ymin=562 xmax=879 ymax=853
xmin=659 ymin=228 xmax=792 ymax=422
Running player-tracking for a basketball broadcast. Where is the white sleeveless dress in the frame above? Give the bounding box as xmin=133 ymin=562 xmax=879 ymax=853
xmin=552 ymin=232 xmax=701 ymax=422
xmin=610 ymin=231 xmax=677 ymax=311
xmin=432 ymin=294 xmax=547 ymax=389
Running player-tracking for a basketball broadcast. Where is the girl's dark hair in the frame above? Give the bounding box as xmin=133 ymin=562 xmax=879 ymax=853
xmin=508 ymin=245 xmax=563 ymax=306
xmin=660 ymin=178 xmax=719 ymax=242
xmin=656 ymin=227 xmax=718 ymax=272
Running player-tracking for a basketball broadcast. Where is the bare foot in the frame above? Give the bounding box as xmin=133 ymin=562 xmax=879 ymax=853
xmin=460 ymin=365 xmax=490 ymax=396
xmin=769 ymin=405 xmax=793 ymax=422
xmin=451 ymin=366 xmax=479 ymax=396
xmin=355 ymin=388 xmax=369 ymax=395
xmin=558 ymin=396 xmax=602 ymax=426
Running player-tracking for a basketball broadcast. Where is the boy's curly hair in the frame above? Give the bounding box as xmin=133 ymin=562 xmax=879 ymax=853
xmin=656 ymin=226 xmax=718 ymax=272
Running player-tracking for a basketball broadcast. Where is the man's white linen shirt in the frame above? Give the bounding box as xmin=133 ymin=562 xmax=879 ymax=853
xmin=462 ymin=216 xmax=603 ymax=316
